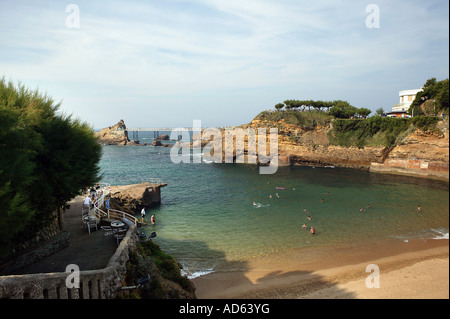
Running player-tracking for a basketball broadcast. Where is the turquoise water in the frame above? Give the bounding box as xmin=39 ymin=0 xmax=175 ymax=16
xmin=99 ymin=138 xmax=449 ymax=277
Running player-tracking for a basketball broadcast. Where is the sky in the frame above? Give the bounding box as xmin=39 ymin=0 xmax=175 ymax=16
xmin=0 ymin=0 xmax=449 ymax=129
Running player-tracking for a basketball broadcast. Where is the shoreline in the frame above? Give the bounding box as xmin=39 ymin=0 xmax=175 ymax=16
xmin=192 ymin=238 xmax=449 ymax=299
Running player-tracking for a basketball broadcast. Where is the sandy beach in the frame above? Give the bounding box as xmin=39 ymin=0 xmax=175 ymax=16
xmin=192 ymin=238 xmax=449 ymax=299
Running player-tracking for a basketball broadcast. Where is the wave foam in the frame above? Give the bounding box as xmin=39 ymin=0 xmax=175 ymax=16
xmin=181 ymin=269 xmax=214 ymax=279
xmin=430 ymin=228 xmax=449 ymax=240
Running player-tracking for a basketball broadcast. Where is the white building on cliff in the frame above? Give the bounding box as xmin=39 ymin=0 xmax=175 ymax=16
xmin=389 ymin=88 xmax=423 ymax=117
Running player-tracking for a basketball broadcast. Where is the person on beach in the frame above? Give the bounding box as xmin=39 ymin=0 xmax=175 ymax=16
xmin=310 ymin=226 xmax=315 ymax=234
xmin=141 ymin=207 xmax=146 ymax=223
xmin=151 ymin=214 xmax=156 ymax=225
xmin=418 ymin=205 xmax=422 ymax=212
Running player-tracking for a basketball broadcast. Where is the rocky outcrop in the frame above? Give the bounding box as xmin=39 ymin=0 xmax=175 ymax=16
xmin=155 ymin=134 xmax=170 ymax=141
xmin=193 ymin=118 xmax=449 ymax=180
xmin=95 ymin=119 xmax=130 ymax=145
xmin=370 ymin=128 xmax=449 ymax=180
xmin=109 ymin=183 xmax=168 ymax=214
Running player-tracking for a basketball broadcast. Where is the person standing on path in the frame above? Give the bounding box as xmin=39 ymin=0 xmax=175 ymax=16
xmin=82 ymin=196 xmax=92 ymax=215
xmin=141 ymin=207 xmax=146 ymax=223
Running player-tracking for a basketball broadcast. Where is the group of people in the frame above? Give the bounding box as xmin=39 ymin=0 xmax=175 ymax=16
xmin=82 ymin=184 xmax=103 ymax=214
xmin=83 ymin=183 xmax=158 ymax=227
xmin=301 ymin=209 xmax=315 ymax=234
xmin=141 ymin=207 xmax=155 ymax=225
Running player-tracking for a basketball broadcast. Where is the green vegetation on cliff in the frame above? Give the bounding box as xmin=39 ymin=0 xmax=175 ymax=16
xmin=253 ymin=108 xmax=440 ymax=149
xmin=0 ymin=78 xmax=102 ymax=258
xmin=122 ymin=240 xmax=196 ymax=299
xmin=329 ymin=116 xmax=440 ymax=148
xmin=255 ymin=110 xmax=333 ymax=130
xmin=409 ymin=78 xmax=449 ymax=116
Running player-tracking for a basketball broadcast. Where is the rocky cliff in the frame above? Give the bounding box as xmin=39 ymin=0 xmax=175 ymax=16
xmin=95 ymin=120 xmax=146 ymax=145
xmin=95 ymin=119 xmax=130 ymax=145
xmin=196 ymin=117 xmax=449 ymax=181
xmin=370 ymin=122 xmax=449 ymax=180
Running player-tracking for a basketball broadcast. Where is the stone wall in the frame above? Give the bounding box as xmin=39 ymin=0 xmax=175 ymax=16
xmin=0 ymin=225 xmax=139 ymax=299
xmin=0 ymin=232 xmax=70 ymax=275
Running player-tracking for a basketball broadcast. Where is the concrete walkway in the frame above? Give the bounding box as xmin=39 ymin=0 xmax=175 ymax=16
xmin=14 ymin=196 xmax=119 ymax=275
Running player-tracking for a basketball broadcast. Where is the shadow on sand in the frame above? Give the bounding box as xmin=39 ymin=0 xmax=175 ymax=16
xmin=149 ymin=237 xmax=358 ymax=299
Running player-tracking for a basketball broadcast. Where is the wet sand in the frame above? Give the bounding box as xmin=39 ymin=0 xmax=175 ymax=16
xmin=192 ymin=238 xmax=449 ymax=299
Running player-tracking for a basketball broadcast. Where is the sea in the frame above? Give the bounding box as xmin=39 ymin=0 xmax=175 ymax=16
xmin=99 ymin=131 xmax=449 ymax=278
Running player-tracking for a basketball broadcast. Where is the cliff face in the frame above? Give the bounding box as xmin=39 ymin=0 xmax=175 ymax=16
xmin=201 ymin=118 xmax=449 ymax=180
xmin=243 ymin=118 xmax=389 ymax=169
xmin=370 ymin=126 xmax=449 ymax=180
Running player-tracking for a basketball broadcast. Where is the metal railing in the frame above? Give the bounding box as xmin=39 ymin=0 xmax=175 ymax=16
xmin=91 ymin=183 xmax=138 ymax=225
xmin=106 ymin=209 xmax=137 ymax=225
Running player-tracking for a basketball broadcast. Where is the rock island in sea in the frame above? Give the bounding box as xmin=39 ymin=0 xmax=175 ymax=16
xmin=95 ymin=119 xmax=172 ymax=147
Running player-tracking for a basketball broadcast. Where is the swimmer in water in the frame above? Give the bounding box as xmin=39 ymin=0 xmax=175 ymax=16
xmin=276 ymin=193 xmax=279 ymax=198
xmin=360 ymin=208 xmax=364 ymax=212
xmin=310 ymin=227 xmax=315 ymax=234
xmin=269 ymin=194 xmax=272 ymax=199
xmin=307 ymin=216 xmax=311 ymax=220
xmin=418 ymin=205 xmax=422 ymax=212
xmin=302 ymin=223 xmax=307 ymax=229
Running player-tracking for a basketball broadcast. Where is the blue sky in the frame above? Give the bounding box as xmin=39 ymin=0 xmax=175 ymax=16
xmin=0 ymin=0 xmax=448 ymax=129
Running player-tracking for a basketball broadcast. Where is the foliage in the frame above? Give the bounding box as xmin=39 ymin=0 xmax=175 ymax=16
xmin=375 ymin=107 xmax=385 ymax=116
xmin=0 ymin=78 xmax=102 ymax=258
xmin=409 ymin=115 xmax=439 ymax=132
xmin=409 ymin=78 xmax=449 ymax=116
xmin=272 ymin=99 xmax=372 ymax=119
xmin=125 ymin=240 xmax=195 ymax=299
xmin=254 ymin=110 xmax=334 ymax=129
xmin=329 ymin=116 xmax=440 ymax=148
xmin=274 ymin=103 xmax=284 ymax=110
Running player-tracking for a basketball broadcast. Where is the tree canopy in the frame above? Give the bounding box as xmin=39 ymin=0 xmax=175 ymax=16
xmin=409 ymin=78 xmax=449 ymax=116
xmin=273 ymin=99 xmax=371 ymax=119
xmin=0 ymin=78 xmax=102 ymax=258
